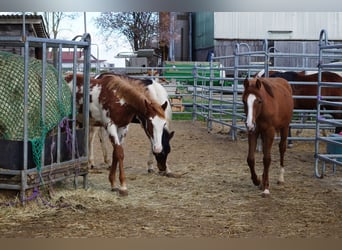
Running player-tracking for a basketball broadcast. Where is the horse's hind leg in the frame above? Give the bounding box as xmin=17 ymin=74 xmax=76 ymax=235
xmin=88 ymin=126 xmax=98 ymax=169
xmin=98 ymin=127 xmax=111 ymax=166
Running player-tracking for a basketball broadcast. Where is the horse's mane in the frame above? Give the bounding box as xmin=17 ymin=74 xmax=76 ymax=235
xmin=102 ymin=74 xmax=165 ymax=118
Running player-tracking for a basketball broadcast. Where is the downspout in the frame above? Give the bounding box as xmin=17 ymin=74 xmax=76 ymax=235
xmin=189 ymin=12 xmax=192 ymax=61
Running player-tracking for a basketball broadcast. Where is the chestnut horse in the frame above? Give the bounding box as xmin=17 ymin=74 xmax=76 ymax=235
xmin=242 ymin=77 xmax=293 ymax=196
xmin=64 ymin=73 xmax=169 ymax=195
xmin=92 ymin=72 xmax=174 ymax=176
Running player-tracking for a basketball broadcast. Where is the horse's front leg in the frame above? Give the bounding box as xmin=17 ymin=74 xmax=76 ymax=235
xmin=287 ymin=126 xmax=293 ymax=148
xmin=147 ymin=147 xmax=155 ymax=173
xmin=107 ymin=125 xmax=128 ymax=196
xmin=278 ymin=127 xmax=289 ymax=185
xmin=261 ymin=129 xmax=275 ymax=197
xmin=108 ymin=144 xmax=118 ymax=190
xmin=115 ymin=144 xmax=127 ymax=196
xmin=247 ymin=132 xmax=260 ymax=187
xmin=108 ymin=141 xmax=127 ymax=195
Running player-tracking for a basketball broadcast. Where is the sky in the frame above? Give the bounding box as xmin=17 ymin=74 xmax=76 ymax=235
xmin=57 ymin=12 xmax=131 ymax=67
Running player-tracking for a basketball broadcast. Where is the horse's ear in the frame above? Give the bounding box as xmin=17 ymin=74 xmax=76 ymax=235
xmin=243 ymin=77 xmax=249 ymax=89
xmin=161 ymin=101 xmax=168 ymax=110
xmin=256 ymin=79 xmax=262 ymax=89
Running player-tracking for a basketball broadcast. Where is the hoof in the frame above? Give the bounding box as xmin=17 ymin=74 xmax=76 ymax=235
xmin=261 ymin=189 xmax=270 ymax=197
xmin=253 ymin=179 xmax=261 ymax=187
xmin=147 ymin=169 xmax=155 ymax=174
xmin=165 ymin=172 xmax=182 ymax=178
xmin=287 ymin=143 xmax=293 ymax=148
xmin=111 ymin=187 xmax=128 ymax=196
xmin=277 ymin=180 xmax=285 ymax=185
xmin=118 ymin=189 xmax=128 ymax=196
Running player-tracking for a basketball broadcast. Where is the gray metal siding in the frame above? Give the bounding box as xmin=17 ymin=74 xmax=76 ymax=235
xmin=214 ymin=12 xmax=342 ymax=41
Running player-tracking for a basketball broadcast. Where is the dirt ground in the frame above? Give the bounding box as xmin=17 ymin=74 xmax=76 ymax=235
xmin=0 ymin=120 xmax=342 ymax=238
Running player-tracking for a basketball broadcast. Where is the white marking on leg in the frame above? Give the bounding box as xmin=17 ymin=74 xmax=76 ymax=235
xmin=262 ymin=189 xmax=270 ymax=196
xmin=147 ymin=148 xmax=154 ymax=172
xmin=120 ymin=184 xmax=127 ymax=191
xmin=278 ymin=167 xmax=285 ymax=183
xmin=98 ymin=127 xmax=110 ymax=164
xmin=106 ymin=123 xmax=120 ymax=145
xmin=165 ymin=164 xmax=172 ymax=174
xmin=89 ymin=126 xmax=98 ymax=167
xmin=118 ymin=126 xmax=129 ymax=143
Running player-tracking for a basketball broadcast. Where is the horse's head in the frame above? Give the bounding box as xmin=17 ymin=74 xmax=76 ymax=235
xmin=138 ymin=100 xmax=175 ymax=171
xmin=242 ymin=78 xmax=264 ymax=132
xmin=141 ymin=100 xmax=169 ymax=154
xmin=153 ymin=128 xmax=175 ymax=172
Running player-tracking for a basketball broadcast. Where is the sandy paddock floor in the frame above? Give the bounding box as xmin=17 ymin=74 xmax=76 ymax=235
xmin=0 ymin=120 xmax=342 ymax=238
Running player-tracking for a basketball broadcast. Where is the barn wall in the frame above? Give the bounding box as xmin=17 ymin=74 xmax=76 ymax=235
xmin=191 ymin=12 xmax=215 ymax=62
xmin=0 ymin=23 xmax=43 ymax=58
xmin=214 ymin=39 xmax=342 ymax=69
xmin=214 ymin=12 xmax=342 ymax=41
xmin=214 ymin=39 xmax=265 ymax=68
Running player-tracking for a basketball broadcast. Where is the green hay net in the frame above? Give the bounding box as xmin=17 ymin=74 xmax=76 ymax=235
xmin=0 ymin=51 xmax=72 ymax=169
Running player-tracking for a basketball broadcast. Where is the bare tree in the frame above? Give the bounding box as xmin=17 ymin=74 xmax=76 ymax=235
xmin=95 ymin=12 xmax=159 ymax=51
xmin=42 ymin=12 xmax=79 ymax=39
xmin=40 ymin=12 xmax=79 ymax=66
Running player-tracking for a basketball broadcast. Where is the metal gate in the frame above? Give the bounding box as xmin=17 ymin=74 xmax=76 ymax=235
xmin=314 ymin=29 xmax=342 ymax=178
xmin=192 ymin=34 xmax=341 ymax=146
xmin=0 ymin=30 xmax=91 ymax=203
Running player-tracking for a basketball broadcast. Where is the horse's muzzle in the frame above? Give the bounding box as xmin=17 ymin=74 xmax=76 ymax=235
xmin=245 ymin=122 xmax=256 ymax=132
xmin=154 ymin=152 xmax=167 ymax=172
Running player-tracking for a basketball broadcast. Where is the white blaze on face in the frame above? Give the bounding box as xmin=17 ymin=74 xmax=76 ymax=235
xmin=246 ymin=94 xmax=256 ymax=131
xmin=150 ymin=115 xmax=166 ymax=153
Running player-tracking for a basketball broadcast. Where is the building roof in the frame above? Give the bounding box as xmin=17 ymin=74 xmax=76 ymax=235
xmin=48 ymin=51 xmax=106 ymax=64
xmin=0 ymin=14 xmax=49 ymax=38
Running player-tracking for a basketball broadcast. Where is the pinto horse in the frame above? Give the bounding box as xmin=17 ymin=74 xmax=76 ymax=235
xmin=92 ymin=71 xmax=175 ymax=176
xmin=242 ymin=77 xmax=293 ymax=196
xmin=64 ymin=73 xmax=170 ymax=195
